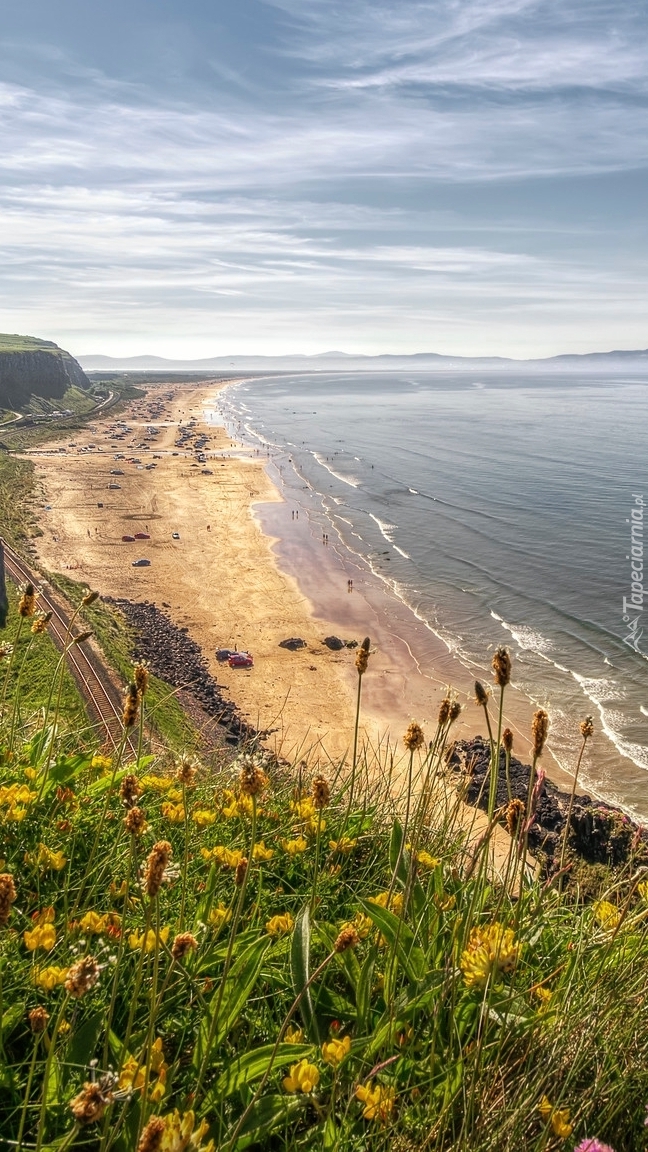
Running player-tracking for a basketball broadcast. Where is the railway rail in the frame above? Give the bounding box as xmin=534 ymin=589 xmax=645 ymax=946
xmin=2 ymin=539 xmax=138 ymax=757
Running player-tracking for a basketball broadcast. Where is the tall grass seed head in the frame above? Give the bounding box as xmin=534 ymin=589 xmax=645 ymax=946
xmin=311 ymin=774 xmax=330 ymax=809
xmin=124 ymin=806 xmax=148 ymax=836
xmin=81 ymin=590 xmax=100 ymax=606
xmin=474 ymin=680 xmax=489 ymax=706
xmin=28 ymin=1006 xmax=49 ymax=1033
xmin=31 ymin=611 xmax=52 ymax=634
xmin=403 ymin=722 xmax=425 ymax=751
xmin=144 ymin=840 xmax=173 ymax=899
xmin=505 ymin=798 xmax=525 ymax=836
xmin=137 ymin=1117 xmax=166 ymax=1152
xmin=438 ymin=697 xmax=451 ymax=725
xmin=492 ymin=645 xmax=511 ymax=687
xmin=0 ymin=872 xmax=17 ymax=925
xmin=355 ymin=636 xmax=371 ymax=675
xmin=239 ymin=758 xmax=268 ymax=797
xmin=18 ymin=583 xmax=37 ymax=617
xmin=65 ymin=955 xmax=100 ymax=998
xmin=334 ymin=925 xmax=360 ymax=952
xmin=175 ymin=755 xmax=200 ymax=787
xmin=531 ymin=708 xmax=550 ymax=758
xmin=122 ymin=683 xmax=140 ymax=728
xmin=133 ymin=661 xmax=149 ymax=695
xmin=73 ymin=630 xmax=93 ymax=645
xmin=449 ymin=700 xmax=462 ymax=722
xmin=120 ymin=773 xmax=142 ymax=808
xmin=70 ymin=1077 xmax=115 ymax=1125
xmin=234 ymin=856 xmax=248 ymax=886
xmin=171 ymin=932 xmax=199 ymax=961
xmin=580 ymin=715 xmax=595 ymax=738
xmin=502 ymin=727 xmax=514 ymax=752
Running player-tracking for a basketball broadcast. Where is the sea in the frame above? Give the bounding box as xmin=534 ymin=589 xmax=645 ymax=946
xmin=214 ymin=371 xmax=648 ymax=818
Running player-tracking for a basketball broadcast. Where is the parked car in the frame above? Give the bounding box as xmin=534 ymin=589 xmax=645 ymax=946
xmin=172 ymin=532 xmax=180 ymax=539
xmin=132 ymin=558 xmax=151 ymax=567
xmin=122 ymin=535 xmax=135 ymax=542
xmin=134 ymin=532 xmax=150 ymax=540
xmin=228 ymin=651 xmax=253 ymax=668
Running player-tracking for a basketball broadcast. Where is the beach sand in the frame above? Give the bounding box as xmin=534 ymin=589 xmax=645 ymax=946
xmin=28 ymin=380 xmax=577 ymax=797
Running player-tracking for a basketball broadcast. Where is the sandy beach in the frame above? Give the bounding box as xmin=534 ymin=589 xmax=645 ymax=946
xmin=28 ymin=380 xmax=578 ymax=793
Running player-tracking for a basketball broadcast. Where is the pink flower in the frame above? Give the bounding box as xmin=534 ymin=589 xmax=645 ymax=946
xmin=574 ymin=1140 xmax=616 ymax=1152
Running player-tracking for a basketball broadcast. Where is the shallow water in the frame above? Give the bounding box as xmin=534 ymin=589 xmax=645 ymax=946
xmin=215 ymin=371 xmax=648 ymax=817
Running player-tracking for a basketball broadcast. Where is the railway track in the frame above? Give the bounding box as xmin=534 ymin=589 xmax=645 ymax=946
xmin=2 ymin=540 xmax=138 ymax=757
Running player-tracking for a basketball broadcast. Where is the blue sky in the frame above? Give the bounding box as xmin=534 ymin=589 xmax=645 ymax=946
xmin=1 ymin=0 xmax=647 ymax=358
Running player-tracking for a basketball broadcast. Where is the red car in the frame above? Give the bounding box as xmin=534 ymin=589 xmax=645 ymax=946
xmin=228 ymin=652 xmax=253 ymax=668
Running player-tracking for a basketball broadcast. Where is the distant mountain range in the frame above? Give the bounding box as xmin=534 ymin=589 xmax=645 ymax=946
xmin=80 ymin=348 xmax=648 ymax=374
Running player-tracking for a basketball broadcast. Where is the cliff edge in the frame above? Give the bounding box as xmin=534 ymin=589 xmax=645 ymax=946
xmin=0 ymin=334 xmax=90 ymax=410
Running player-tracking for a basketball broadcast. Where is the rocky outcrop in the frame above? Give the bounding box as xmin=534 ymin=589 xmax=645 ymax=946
xmin=0 ymin=334 xmax=89 ymax=409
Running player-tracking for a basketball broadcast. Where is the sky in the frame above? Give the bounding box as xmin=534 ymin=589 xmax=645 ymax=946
xmin=1 ymin=0 xmax=647 ymax=359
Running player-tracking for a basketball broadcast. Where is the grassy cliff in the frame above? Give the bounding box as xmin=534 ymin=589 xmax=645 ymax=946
xmin=0 ymin=333 xmax=90 ymax=412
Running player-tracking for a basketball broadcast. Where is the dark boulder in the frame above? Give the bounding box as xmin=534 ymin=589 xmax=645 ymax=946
xmin=323 ymin=636 xmax=345 ymax=651
xmin=279 ymin=637 xmax=307 ymax=650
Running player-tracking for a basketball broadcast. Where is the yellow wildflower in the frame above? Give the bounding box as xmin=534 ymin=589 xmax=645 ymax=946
xmin=266 ymin=913 xmax=294 ymax=937
xmin=593 ymin=899 xmax=620 ymax=929
xmin=253 ymin=841 xmax=275 ymax=862
xmin=538 ymin=1096 xmax=572 ymax=1139
xmin=460 ymin=923 xmax=519 ymax=988
xmin=638 ymin=880 xmax=648 ymax=901
xmin=192 ymin=809 xmax=217 ymax=828
xmin=283 ymin=1025 xmax=304 ymax=1044
xmin=91 ymin=755 xmax=112 ymax=773
xmin=166 ymin=788 xmax=183 ymax=802
xmin=282 ymin=1059 xmax=320 ymax=1094
xmin=329 ymin=837 xmax=357 ymax=854
xmin=208 ymin=904 xmax=232 ymax=930
xmin=202 ymin=846 xmax=244 ymax=868
xmin=5 ymin=806 xmax=27 ymax=822
xmin=355 ymin=1082 xmax=396 ymax=1122
xmin=222 ymin=791 xmax=256 ymax=819
xmin=282 ymin=837 xmax=308 ymax=856
xmin=33 ymin=965 xmax=69 ymax=991
xmin=78 ymin=911 xmax=107 ymax=934
xmin=140 ymin=775 xmax=174 ymax=793
xmin=416 ymin=850 xmax=440 ymax=869
xmin=368 ymin=891 xmax=404 ymax=916
xmin=322 ymin=1035 xmax=351 ymax=1068
xmin=535 ymin=986 xmax=553 ymax=1006
xmin=290 ymin=796 xmax=316 ymax=820
xmin=156 ymin=1110 xmax=214 ymax=1152
xmin=128 ymin=927 xmax=170 ymax=953
xmin=24 ymin=768 xmax=38 ymax=780
xmin=0 ymin=783 xmax=37 ymax=807
xmin=24 ymin=923 xmax=57 ymax=952
xmin=161 ymin=802 xmax=186 ymax=824
xmin=340 ymin=912 xmax=372 ymax=940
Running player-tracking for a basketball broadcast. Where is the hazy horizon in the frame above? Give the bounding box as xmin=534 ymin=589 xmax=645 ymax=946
xmin=1 ymin=1 xmax=647 ymax=359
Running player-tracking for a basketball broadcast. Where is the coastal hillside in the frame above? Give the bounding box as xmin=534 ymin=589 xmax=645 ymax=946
xmin=0 ymin=333 xmax=89 ymax=411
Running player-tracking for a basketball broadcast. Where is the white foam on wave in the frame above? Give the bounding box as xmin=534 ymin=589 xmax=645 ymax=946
xmin=572 ymin=672 xmax=648 ymax=771
xmin=408 ymin=487 xmax=419 ymax=495
xmin=491 ymin=611 xmax=554 ymax=657
xmin=369 ymin=512 xmax=397 ymax=544
xmin=641 ymin=705 xmax=648 ymax=718
xmin=312 ymin=452 xmax=360 ymax=488
xmin=393 ymin=544 xmax=411 ymax=559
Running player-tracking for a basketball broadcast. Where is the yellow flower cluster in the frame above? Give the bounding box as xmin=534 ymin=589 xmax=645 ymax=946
xmin=252 ymin=841 xmax=274 ymax=862
xmin=282 ymin=837 xmax=308 ymax=856
xmin=24 ymin=909 xmax=57 ymax=952
xmin=368 ymin=891 xmax=404 ymax=916
xmin=91 ymin=754 xmax=112 ymax=773
xmin=282 ymin=1058 xmax=320 ymax=1093
xmin=593 ymin=899 xmax=621 ymax=930
xmin=283 ymin=1025 xmax=304 ymax=1044
xmin=460 ymin=923 xmax=519 ymax=988
xmin=201 ymin=846 xmax=244 ymax=868
xmin=140 ymin=775 xmax=175 ymax=793
xmin=322 ymin=1034 xmax=351 ymax=1068
xmin=32 ymin=965 xmax=69 ymax=991
xmin=153 ymin=1109 xmax=214 ymax=1152
xmin=355 ymin=1082 xmax=395 ymax=1122
xmin=266 ymin=913 xmax=294 ymax=937
xmin=290 ymin=796 xmax=324 ymax=836
xmin=192 ymin=809 xmax=217 ymax=828
xmin=221 ymin=790 xmax=256 ymax=819
xmin=27 ymin=843 xmax=67 ymax=871
xmin=161 ymin=801 xmax=186 ymax=824
xmin=119 ymin=1038 xmax=168 ymax=1103
xmin=129 ymin=927 xmax=170 ymax=953
xmin=329 ymin=837 xmax=357 ymax=854
xmin=208 ymin=904 xmax=231 ymax=930
xmin=339 ymin=912 xmax=373 ymax=940
xmin=0 ymin=783 xmax=37 ymax=823
xmin=76 ymin=910 xmax=121 ymax=935
xmin=538 ymin=1095 xmax=573 ymax=1138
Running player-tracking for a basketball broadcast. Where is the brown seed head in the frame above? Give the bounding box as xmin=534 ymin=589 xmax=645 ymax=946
xmin=133 ymin=662 xmax=149 ymax=695
xmin=70 ymin=1080 xmax=113 ymax=1125
xmin=65 ymin=955 xmax=100 ymax=999
xmin=403 ymin=722 xmax=425 ymax=751
xmin=531 ymin=709 xmax=549 ymax=759
xmin=334 ymin=925 xmax=360 ymax=953
xmin=0 ymin=873 xmax=17 ymax=926
xmin=239 ymin=759 xmax=268 ymax=797
xmin=502 ymin=728 xmax=514 ymax=753
xmin=474 ymin=680 xmax=490 ymax=706
xmin=505 ymin=798 xmax=526 ymax=836
xmin=31 ymin=611 xmax=52 ymax=635
xmin=492 ymin=646 xmax=511 ymax=687
xmin=122 ymin=683 xmax=139 ymax=728
xmin=580 ymin=715 xmax=594 ymax=739
xmin=175 ymin=756 xmax=199 ymax=787
xmin=171 ymin=931 xmax=199 ymax=961
xmin=29 ymin=1006 xmax=49 ymax=1033
xmin=449 ymin=701 xmax=462 ymax=723
xmin=355 ymin=636 xmax=371 ymax=676
xmin=18 ymin=583 xmax=36 ymax=618
xmin=124 ymin=806 xmax=148 ymax=837
xmin=120 ymin=773 xmax=142 ymax=808
xmin=437 ymin=697 xmax=451 ymax=725
xmin=311 ymin=774 xmax=330 ymax=809
xmin=234 ymin=857 xmax=248 ymax=887
xmin=137 ymin=1117 xmax=166 ymax=1152
xmin=72 ymin=630 xmax=93 ymax=645
xmin=82 ymin=590 xmax=100 ymax=606
xmin=144 ymin=841 xmax=172 ymax=899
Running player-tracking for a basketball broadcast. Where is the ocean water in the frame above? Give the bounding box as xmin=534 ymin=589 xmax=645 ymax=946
xmin=216 ymin=371 xmax=648 ymax=816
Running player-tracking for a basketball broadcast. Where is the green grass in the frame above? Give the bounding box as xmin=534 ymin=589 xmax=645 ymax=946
xmin=0 ymin=334 xmax=62 ymax=354
xmin=0 ymin=641 xmax=646 ymax=1151
xmin=0 ymin=454 xmax=39 ymax=550
xmin=46 ymin=572 xmax=200 ymax=753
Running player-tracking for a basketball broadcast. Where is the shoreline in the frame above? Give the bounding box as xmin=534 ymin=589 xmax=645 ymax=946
xmin=27 ymin=378 xmax=598 ymax=804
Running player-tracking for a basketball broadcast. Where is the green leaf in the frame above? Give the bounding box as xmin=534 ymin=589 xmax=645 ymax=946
xmin=360 ymin=899 xmax=427 ymax=985
xmin=290 ymin=904 xmax=320 ymax=1044
xmin=322 ymin=1113 xmax=338 ymax=1150
xmin=49 ymin=752 xmax=94 ymax=787
xmin=64 ymin=1010 xmax=104 ymax=1083
xmin=318 ymin=923 xmax=360 ymax=991
xmin=229 ymin=1094 xmax=306 ymax=1149
xmin=195 ymin=936 xmax=271 ymax=1068
xmin=356 ymin=952 xmax=376 ymax=1032
xmin=45 ymin=1055 xmax=63 ymax=1106
xmin=206 ymin=1043 xmax=314 ymax=1104
xmin=389 ymin=819 xmax=427 ymax=917
xmin=1 ymin=1001 xmax=25 ymax=1040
